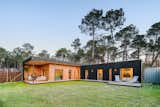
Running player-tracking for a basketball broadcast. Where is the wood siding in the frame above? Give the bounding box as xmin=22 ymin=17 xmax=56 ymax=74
xmin=24 ymin=63 xmax=80 ymax=82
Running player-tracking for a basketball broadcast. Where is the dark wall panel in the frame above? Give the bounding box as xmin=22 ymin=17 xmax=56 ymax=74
xmin=80 ymin=60 xmax=141 ymax=82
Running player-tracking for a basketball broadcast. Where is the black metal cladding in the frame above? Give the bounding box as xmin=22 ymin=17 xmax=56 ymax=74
xmin=80 ymin=60 xmax=141 ymax=82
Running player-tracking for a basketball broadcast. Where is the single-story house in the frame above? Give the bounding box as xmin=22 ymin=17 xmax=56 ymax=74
xmin=23 ymin=57 xmax=80 ymax=84
xmin=80 ymin=60 xmax=141 ymax=82
xmin=23 ymin=57 xmax=141 ymax=84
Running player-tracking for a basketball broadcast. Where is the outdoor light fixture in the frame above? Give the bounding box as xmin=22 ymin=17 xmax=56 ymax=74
xmin=91 ymin=69 xmax=93 ymax=72
xmin=114 ymin=69 xmax=117 ymax=72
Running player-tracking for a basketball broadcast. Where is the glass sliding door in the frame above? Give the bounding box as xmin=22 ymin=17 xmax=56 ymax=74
xmin=97 ymin=69 xmax=103 ymax=80
xmin=69 ymin=70 xmax=72 ymax=79
xmin=109 ymin=69 xmax=112 ymax=81
xmin=55 ymin=69 xmax=63 ymax=80
xmin=85 ymin=70 xmax=88 ymax=79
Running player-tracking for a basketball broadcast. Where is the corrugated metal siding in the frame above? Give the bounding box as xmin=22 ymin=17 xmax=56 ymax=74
xmin=144 ymin=68 xmax=160 ymax=83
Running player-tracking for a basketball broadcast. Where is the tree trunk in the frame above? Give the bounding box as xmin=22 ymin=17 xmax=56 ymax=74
xmin=112 ymin=51 xmax=116 ymax=62
xmin=107 ymin=51 xmax=110 ymax=63
xmin=6 ymin=69 xmax=8 ymax=82
xmin=137 ymin=48 xmax=140 ymax=59
xmin=125 ymin=47 xmax=128 ymax=61
xmin=123 ymin=45 xmax=127 ymax=61
xmin=109 ymin=24 xmax=114 ymax=40
xmin=151 ymin=52 xmax=160 ymax=66
xmin=151 ymin=52 xmax=155 ymax=65
xmin=122 ymin=50 xmax=125 ymax=61
xmin=92 ymin=25 xmax=95 ymax=62
xmin=110 ymin=28 xmax=114 ymax=40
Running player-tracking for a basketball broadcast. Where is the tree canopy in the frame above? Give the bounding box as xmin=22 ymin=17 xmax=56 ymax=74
xmin=1 ymin=8 xmax=160 ymax=68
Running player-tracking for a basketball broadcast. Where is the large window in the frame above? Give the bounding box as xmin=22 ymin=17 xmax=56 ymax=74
xmin=69 ymin=70 xmax=72 ymax=79
xmin=78 ymin=70 xmax=80 ymax=79
xmin=85 ymin=70 xmax=88 ymax=79
xmin=97 ymin=69 xmax=103 ymax=80
xmin=42 ymin=68 xmax=48 ymax=76
xmin=120 ymin=68 xmax=133 ymax=80
xmin=55 ymin=69 xmax=63 ymax=80
xmin=109 ymin=69 xmax=112 ymax=81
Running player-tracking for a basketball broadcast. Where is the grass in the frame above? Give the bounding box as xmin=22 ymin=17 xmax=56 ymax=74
xmin=0 ymin=81 xmax=160 ymax=107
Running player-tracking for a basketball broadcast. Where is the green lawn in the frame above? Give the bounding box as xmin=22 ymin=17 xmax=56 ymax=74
xmin=0 ymin=81 xmax=160 ymax=107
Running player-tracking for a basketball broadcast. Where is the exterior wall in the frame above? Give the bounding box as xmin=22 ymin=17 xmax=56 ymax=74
xmin=24 ymin=63 xmax=80 ymax=82
xmin=144 ymin=68 xmax=160 ymax=83
xmin=48 ymin=64 xmax=80 ymax=81
xmin=80 ymin=60 xmax=141 ymax=82
xmin=24 ymin=59 xmax=141 ymax=83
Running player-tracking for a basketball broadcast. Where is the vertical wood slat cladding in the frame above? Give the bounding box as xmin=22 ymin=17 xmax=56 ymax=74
xmin=80 ymin=60 xmax=141 ymax=82
xmin=0 ymin=71 xmax=22 ymax=82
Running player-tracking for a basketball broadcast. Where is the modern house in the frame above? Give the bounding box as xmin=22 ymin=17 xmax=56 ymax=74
xmin=23 ymin=57 xmax=141 ymax=84
xmin=23 ymin=57 xmax=80 ymax=84
xmin=81 ymin=60 xmax=141 ymax=82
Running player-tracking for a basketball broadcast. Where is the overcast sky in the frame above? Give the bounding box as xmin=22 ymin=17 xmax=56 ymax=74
xmin=0 ymin=0 xmax=160 ymax=54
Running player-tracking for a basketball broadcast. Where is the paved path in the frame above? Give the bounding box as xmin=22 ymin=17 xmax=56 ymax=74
xmin=25 ymin=79 xmax=142 ymax=87
xmin=81 ymin=79 xmax=142 ymax=87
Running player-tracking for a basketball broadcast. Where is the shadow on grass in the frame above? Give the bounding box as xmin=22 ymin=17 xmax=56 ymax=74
xmin=0 ymin=100 xmax=3 ymax=107
xmin=143 ymin=83 xmax=160 ymax=89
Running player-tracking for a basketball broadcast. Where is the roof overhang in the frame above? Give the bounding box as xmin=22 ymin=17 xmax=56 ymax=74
xmin=24 ymin=57 xmax=80 ymax=67
xmin=25 ymin=60 xmax=50 ymax=66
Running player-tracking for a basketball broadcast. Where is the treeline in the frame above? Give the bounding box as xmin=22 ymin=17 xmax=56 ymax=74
xmin=0 ymin=43 xmax=51 ymax=70
xmin=0 ymin=8 xmax=160 ymax=70
xmin=56 ymin=8 xmax=160 ymax=66
xmin=0 ymin=43 xmax=34 ymax=70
